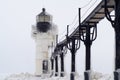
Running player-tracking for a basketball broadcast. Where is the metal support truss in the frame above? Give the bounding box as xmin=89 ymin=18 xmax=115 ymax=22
xmin=51 ymin=58 xmax=54 ymax=71
xmin=59 ymin=46 xmax=67 ymax=77
xmin=53 ymin=47 xmax=59 ymax=77
xmin=80 ymin=23 xmax=97 ymax=80
xmin=55 ymin=55 xmax=58 ymax=76
xmin=50 ymin=57 xmax=54 ymax=77
xmin=104 ymin=0 xmax=115 ymax=27
xmin=52 ymin=44 xmax=67 ymax=77
xmin=104 ymin=0 xmax=120 ymax=80
xmin=66 ymin=25 xmax=80 ymax=80
xmin=114 ymin=0 xmax=120 ymax=70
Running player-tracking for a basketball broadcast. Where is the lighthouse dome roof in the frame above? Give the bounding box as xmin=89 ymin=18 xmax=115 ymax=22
xmin=38 ymin=8 xmax=49 ymax=16
xmin=36 ymin=8 xmax=52 ymax=23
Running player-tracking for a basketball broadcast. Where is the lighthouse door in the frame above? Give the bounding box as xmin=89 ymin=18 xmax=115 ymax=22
xmin=42 ymin=60 xmax=48 ymax=73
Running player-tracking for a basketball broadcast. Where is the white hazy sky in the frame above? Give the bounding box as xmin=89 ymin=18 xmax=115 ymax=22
xmin=0 ymin=0 xmax=115 ymax=78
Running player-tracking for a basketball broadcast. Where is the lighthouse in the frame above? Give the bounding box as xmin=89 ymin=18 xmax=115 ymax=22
xmin=31 ymin=8 xmax=58 ymax=77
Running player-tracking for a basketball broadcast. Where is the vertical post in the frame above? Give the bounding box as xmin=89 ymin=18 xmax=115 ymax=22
xmin=55 ymin=56 xmax=58 ymax=76
xmin=80 ymin=25 xmax=97 ymax=80
xmin=56 ymin=35 xmax=58 ymax=44
xmin=51 ymin=58 xmax=54 ymax=71
xmin=67 ymin=25 xmax=69 ymax=37
xmin=70 ymin=38 xmax=76 ymax=80
xmin=85 ymin=25 xmax=91 ymax=70
xmin=79 ymin=8 xmax=81 ymax=26
xmin=50 ymin=58 xmax=54 ymax=77
xmin=79 ymin=8 xmax=81 ymax=38
xmin=60 ymin=52 xmax=65 ymax=77
xmin=84 ymin=25 xmax=91 ymax=80
xmin=114 ymin=0 xmax=120 ymax=80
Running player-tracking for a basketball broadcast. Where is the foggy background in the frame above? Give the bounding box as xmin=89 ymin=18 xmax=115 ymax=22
xmin=0 ymin=0 xmax=114 ymax=79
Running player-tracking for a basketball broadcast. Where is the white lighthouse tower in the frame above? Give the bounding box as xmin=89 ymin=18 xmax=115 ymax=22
xmin=31 ymin=8 xmax=58 ymax=77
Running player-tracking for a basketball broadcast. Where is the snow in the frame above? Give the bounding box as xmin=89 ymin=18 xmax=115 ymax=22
xmin=3 ymin=72 xmax=114 ymax=80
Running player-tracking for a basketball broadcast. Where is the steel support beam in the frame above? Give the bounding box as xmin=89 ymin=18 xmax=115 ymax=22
xmin=80 ymin=24 xmax=97 ymax=80
xmin=51 ymin=58 xmax=54 ymax=71
xmin=60 ymin=52 xmax=65 ymax=77
xmin=114 ymin=0 xmax=120 ymax=80
xmin=55 ymin=56 xmax=58 ymax=76
xmin=67 ymin=29 xmax=80 ymax=80
xmin=70 ymin=38 xmax=76 ymax=80
xmin=85 ymin=26 xmax=91 ymax=70
xmin=84 ymin=25 xmax=92 ymax=80
xmin=83 ymin=26 xmax=91 ymax=80
xmin=115 ymin=0 xmax=120 ymax=70
xmin=50 ymin=58 xmax=54 ymax=77
xmin=67 ymin=38 xmax=80 ymax=80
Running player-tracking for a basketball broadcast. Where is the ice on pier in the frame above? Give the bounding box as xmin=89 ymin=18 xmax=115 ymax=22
xmin=3 ymin=72 xmax=114 ymax=80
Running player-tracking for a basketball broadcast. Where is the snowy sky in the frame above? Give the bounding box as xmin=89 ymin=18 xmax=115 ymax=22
xmin=0 ymin=0 xmax=115 ymax=78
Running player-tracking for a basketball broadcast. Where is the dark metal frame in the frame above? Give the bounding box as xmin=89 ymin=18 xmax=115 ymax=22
xmin=80 ymin=23 xmax=97 ymax=80
xmin=54 ymin=51 xmax=59 ymax=76
xmin=104 ymin=0 xmax=120 ymax=80
xmin=51 ymin=44 xmax=67 ymax=77
xmin=50 ymin=0 xmax=115 ymax=79
xmin=50 ymin=56 xmax=54 ymax=77
xmin=104 ymin=0 xmax=115 ymax=27
xmin=59 ymin=45 xmax=67 ymax=77
xmin=66 ymin=32 xmax=80 ymax=80
xmin=65 ymin=8 xmax=81 ymax=80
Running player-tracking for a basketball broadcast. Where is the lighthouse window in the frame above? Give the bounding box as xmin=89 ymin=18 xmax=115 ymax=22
xmin=37 ymin=22 xmax=51 ymax=32
xmin=42 ymin=60 xmax=48 ymax=73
